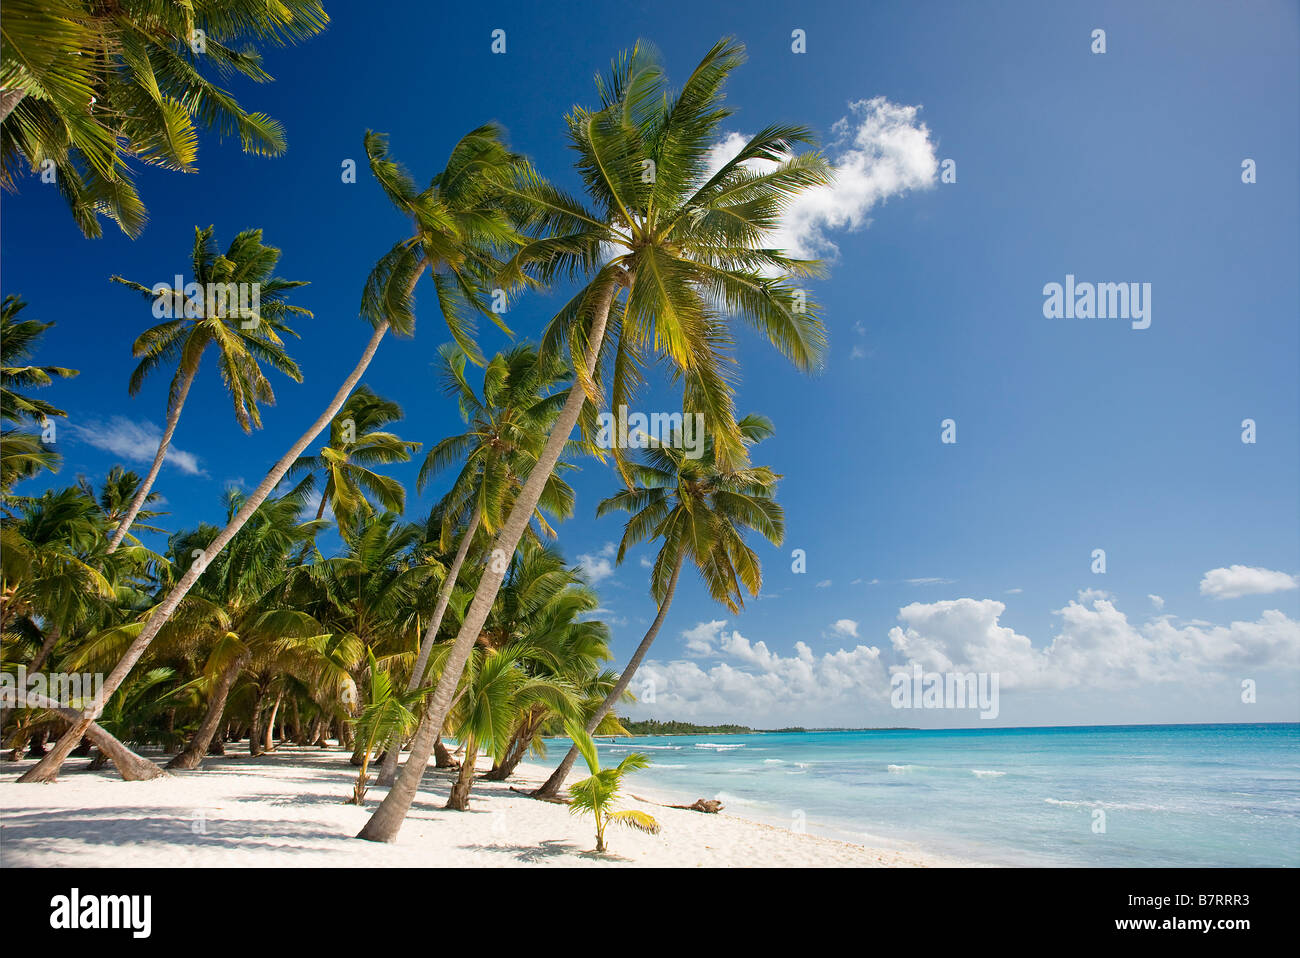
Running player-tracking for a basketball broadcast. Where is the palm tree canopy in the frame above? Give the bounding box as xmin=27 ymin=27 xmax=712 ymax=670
xmin=598 ymin=412 xmax=784 ymax=611
xmin=288 ymin=385 xmax=421 ymax=536
xmin=501 ymin=38 xmax=833 ymax=469
xmin=359 ymin=126 xmax=535 ymax=357
xmin=111 ymin=226 xmax=311 ymax=431
xmin=419 ymin=343 xmax=576 ymax=542
xmin=0 ymin=0 xmax=329 ymax=237
xmin=1 ymin=295 xmax=78 ymax=422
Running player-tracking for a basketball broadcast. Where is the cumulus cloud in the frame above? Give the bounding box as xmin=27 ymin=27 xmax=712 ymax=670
xmin=1199 ymin=566 xmax=1298 ymax=599
xmin=1149 ymin=594 xmax=1165 ymax=610
xmin=72 ymin=416 xmax=206 ymax=476
xmin=830 ymin=618 xmax=859 ymax=639
xmin=705 ymin=96 xmax=937 ymax=271
xmin=630 ymin=595 xmax=1300 ymax=724
xmin=577 ymin=542 xmax=618 ymax=585
xmin=681 ymin=619 xmax=728 ymax=657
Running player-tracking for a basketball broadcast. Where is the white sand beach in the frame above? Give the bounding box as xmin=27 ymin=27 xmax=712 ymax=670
xmin=0 ymin=745 xmax=966 ymax=868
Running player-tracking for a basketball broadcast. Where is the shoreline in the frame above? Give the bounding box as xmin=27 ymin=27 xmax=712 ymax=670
xmin=0 ymin=744 xmax=978 ymax=868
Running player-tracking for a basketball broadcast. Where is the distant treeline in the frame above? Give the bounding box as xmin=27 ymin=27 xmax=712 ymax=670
xmin=615 ymin=718 xmax=755 ymax=735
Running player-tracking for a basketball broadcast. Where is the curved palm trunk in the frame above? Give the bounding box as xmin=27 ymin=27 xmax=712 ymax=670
xmin=18 ymin=321 xmax=393 ymax=783
xmin=375 ymin=504 xmax=482 ymax=787
xmin=168 ymin=650 xmax=248 ymax=770
xmin=444 ymin=740 xmax=477 ymax=810
xmin=106 ymin=364 xmax=198 ymax=554
xmin=434 ymin=737 xmax=456 ymax=768
xmin=534 ymin=552 xmax=684 ymax=799
xmin=358 ymin=277 xmax=620 ymax=842
xmin=484 ymin=706 xmax=541 ymax=781
xmin=23 ymin=692 xmax=164 ymax=780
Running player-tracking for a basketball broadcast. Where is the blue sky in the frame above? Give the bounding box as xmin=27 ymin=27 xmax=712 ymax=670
xmin=4 ymin=0 xmax=1297 ymax=728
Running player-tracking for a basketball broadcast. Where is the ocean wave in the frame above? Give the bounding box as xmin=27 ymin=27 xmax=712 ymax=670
xmin=971 ymin=769 xmax=1006 ymax=778
xmin=607 ymin=744 xmax=682 ymax=750
xmin=1044 ymin=798 xmax=1168 ymax=811
xmin=695 ymin=742 xmax=745 ymax=751
xmin=888 ymin=764 xmax=922 ymax=773
xmin=763 ymin=758 xmax=784 ymax=765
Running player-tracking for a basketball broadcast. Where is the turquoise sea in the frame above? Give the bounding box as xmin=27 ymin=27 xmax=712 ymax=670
xmin=556 ymin=723 xmax=1300 ymax=866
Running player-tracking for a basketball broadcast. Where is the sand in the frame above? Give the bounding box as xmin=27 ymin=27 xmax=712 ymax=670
xmin=0 ymin=744 xmax=968 ymax=868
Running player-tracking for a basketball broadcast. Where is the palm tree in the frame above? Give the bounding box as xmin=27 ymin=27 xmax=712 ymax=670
xmin=565 ymin=722 xmax=659 ymax=853
xmin=78 ymin=467 xmax=168 ymax=540
xmin=1 ymin=295 xmax=77 ymax=493
xmin=535 ymin=413 xmax=783 ymax=798
xmin=440 ymin=642 xmax=577 ymax=810
xmin=288 ymin=385 xmax=420 ymax=545
xmin=0 ymin=0 xmax=328 ymax=237
xmin=348 ymin=649 xmax=423 ymax=804
xmin=21 ymin=128 xmax=531 ymax=784
xmin=360 ymin=37 xmax=830 ymax=842
xmin=374 ymin=343 xmax=574 ymax=786
xmin=105 ymin=226 xmax=311 ymax=553
xmin=1 ymin=295 xmax=78 ymax=422
xmin=157 ymin=486 xmax=331 ymax=769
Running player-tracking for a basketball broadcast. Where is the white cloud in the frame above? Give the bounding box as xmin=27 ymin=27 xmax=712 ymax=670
xmin=1149 ymin=594 xmax=1165 ymax=610
xmin=577 ymin=542 xmax=618 ymax=585
xmin=830 ymin=618 xmax=859 ymax=639
xmin=1199 ymin=566 xmax=1298 ymax=599
xmin=72 ymin=416 xmax=206 ymax=477
xmin=630 ymin=595 xmax=1300 ymax=725
xmin=639 ymin=556 xmax=654 ymax=569
xmin=1005 ymin=588 xmax=1023 ymax=595
xmin=906 ymin=577 xmax=955 ymax=586
xmin=681 ymin=619 xmax=728 ymax=657
xmin=705 ymin=96 xmax=937 ymax=271
xmin=815 ymin=579 xmax=832 ymax=588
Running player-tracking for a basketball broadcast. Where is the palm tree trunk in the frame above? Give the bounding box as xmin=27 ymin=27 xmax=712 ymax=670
xmin=375 ymin=504 xmax=482 ymax=787
xmin=445 ymin=741 xmax=477 ymax=810
xmin=249 ymin=685 xmax=267 ymax=756
xmin=27 ymin=624 xmax=62 ymax=674
xmin=484 ymin=708 xmax=539 ymax=781
xmin=0 ymin=88 xmax=26 ymax=124
xmin=358 ymin=274 xmax=622 ymax=842
xmin=534 ymin=551 xmax=684 ymax=799
xmin=264 ymin=687 xmax=284 ymax=752
xmin=434 ymin=736 xmax=456 ymax=768
xmin=106 ymin=364 xmax=198 ymax=553
xmin=18 ymin=320 xmax=393 ymax=783
xmin=22 ymin=691 xmax=163 ymax=780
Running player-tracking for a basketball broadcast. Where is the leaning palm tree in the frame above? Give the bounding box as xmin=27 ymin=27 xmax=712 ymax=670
xmin=20 ymin=129 xmax=532 ymax=783
xmin=0 ymin=0 xmax=328 ymax=237
xmin=105 ymin=226 xmax=311 ymax=553
xmin=288 ymin=385 xmax=420 ymax=545
xmin=374 ymin=343 xmax=574 ymax=786
xmin=360 ymin=37 xmax=830 ymax=842
xmin=535 ymin=412 xmax=783 ymax=798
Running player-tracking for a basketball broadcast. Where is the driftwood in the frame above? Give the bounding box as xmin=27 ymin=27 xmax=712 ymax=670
xmin=631 ymin=794 xmax=724 ymax=813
